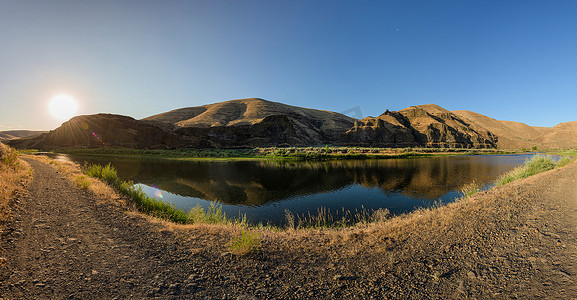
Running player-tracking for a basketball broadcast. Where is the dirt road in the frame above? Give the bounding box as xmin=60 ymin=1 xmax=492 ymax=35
xmin=1 ymin=158 xmax=576 ymax=299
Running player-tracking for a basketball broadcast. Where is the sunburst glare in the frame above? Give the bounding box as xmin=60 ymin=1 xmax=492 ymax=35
xmin=49 ymin=94 xmax=78 ymax=121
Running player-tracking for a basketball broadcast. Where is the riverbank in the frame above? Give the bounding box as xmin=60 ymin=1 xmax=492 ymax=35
xmin=41 ymin=146 xmax=522 ymax=162
xmin=1 ymin=150 xmax=576 ymax=298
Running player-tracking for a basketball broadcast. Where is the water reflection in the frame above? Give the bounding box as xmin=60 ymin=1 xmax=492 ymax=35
xmin=56 ymin=154 xmax=536 ymax=224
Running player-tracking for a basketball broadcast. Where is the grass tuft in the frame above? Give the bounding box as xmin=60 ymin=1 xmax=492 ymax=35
xmin=227 ymin=230 xmax=262 ymax=256
xmin=0 ymin=143 xmax=20 ymax=169
xmin=460 ymin=180 xmax=482 ymax=199
xmin=74 ymin=175 xmax=91 ymax=189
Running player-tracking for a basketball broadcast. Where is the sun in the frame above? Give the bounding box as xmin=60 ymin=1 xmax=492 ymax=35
xmin=49 ymin=95 xmax=78 ymax=121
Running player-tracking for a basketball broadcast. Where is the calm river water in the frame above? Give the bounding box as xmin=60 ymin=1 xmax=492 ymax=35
xmin=52 ymin=153 xmax=540 ymax=225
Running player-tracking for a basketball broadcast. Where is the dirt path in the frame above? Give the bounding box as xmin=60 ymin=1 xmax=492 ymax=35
xmin=0 ymin=158 xmax=576 ymax=299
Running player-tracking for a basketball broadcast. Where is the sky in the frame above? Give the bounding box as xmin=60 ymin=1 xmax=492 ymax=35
xmin=1 ymin=0 xmax=576 ymax=130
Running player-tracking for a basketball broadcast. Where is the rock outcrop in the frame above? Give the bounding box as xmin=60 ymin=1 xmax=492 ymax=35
xmin=345 ymin=104 xmax=497 ymax=148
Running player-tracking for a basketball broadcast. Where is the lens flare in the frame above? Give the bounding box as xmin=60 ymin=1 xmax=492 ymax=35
xmin=49 ymin=94 xmax=78 ymax=120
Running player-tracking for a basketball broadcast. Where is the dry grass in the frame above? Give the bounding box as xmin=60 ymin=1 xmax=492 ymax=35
xmin=0 ymin=143 xmax=31 ymax=229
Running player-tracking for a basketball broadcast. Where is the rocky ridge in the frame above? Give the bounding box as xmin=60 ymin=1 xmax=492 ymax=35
xmin=344 ymin=104 xmax=497 ymax=148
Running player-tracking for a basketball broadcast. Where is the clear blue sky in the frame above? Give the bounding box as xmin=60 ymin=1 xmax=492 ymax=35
xmin=1 ymin=0 xmax=576 ymax=130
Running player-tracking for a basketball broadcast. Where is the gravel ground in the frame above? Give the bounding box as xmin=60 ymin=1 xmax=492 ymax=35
xmin=0 ymin=158 xmax=575 ymax=299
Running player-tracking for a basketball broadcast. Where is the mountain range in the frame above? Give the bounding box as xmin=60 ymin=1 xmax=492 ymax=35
xmin=8 ymin=98 xmax=577 ymax=150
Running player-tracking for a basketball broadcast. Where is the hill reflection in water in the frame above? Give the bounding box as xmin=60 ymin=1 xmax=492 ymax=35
xmin=62 ymin=154 xmax=534 ymax=225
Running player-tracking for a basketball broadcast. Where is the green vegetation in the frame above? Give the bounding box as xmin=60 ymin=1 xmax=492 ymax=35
xmin=495 ymin=155 xmax=573 ymax=187
xmin=63 ymin=148 xmax=255 ymax=160
xmin=549 ymin=149 xmax=577 ymax=157
xmin=56 ymin=146 xmax=515 ymax=162
xmin=74 ymin=175 xmax=91 ymax=189
xmin=460 ymin=181 xmax=483 ymax=198
xmin=227 ymin=230 xmax=262 ymax=256
xmin=258 ymin=146 xmax=511 ymax=160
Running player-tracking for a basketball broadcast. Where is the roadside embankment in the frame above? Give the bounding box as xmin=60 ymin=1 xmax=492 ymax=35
xmin=0 ymin=143 xmax=30 ymax=229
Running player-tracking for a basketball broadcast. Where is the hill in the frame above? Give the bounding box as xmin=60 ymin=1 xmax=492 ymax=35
xmin=451 ymin=110 xmax=542 ymax=149
xmin=143 ymin=98 xmax=356 ymax=147
xmin=0 ymin=130 xmax=47 ymax=141
xmin=452 ymin=111 xmax=577 ymax=149
xmin=9 ymin=114 xmax=171 ymax=150
xmin=534 ymin=121 xmax=577 ymax=149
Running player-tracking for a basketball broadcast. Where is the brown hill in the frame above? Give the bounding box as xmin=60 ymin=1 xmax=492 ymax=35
xmin=345 ymin=104 xmax=497 ymax=148
xmin=451 ymin=110 xmax=543 ymax=149
xmin=144 ymin=98 xmax=356 ymax=147
xmin=452 ymin=110 xmax=577 ymax=149
xmin=9 ymin=114 xmax=172 ymax=150
xmin=534 ymin=121 xmax=577 ymax=149
xmin=0 ymin=130 xmax=47 ymax=141
xmin=144 ymin=98 xmax=352 ymax=128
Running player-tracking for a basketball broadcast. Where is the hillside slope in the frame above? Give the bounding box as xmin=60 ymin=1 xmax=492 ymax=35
xmin=534 ymin=121 xmax=577 ymax=149
xmin=451 ymin=110 xmax=543 ymax=149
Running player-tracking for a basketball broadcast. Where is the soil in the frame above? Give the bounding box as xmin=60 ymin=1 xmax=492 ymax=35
xmin=1 ymin=158 xmax=576 ymax=299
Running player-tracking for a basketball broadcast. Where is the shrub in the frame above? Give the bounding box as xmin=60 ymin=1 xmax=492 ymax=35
xmin=557 ymin=156 xmax=573 ymax=167
xmin=228 ymin=230 xmax=262 ymax=256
